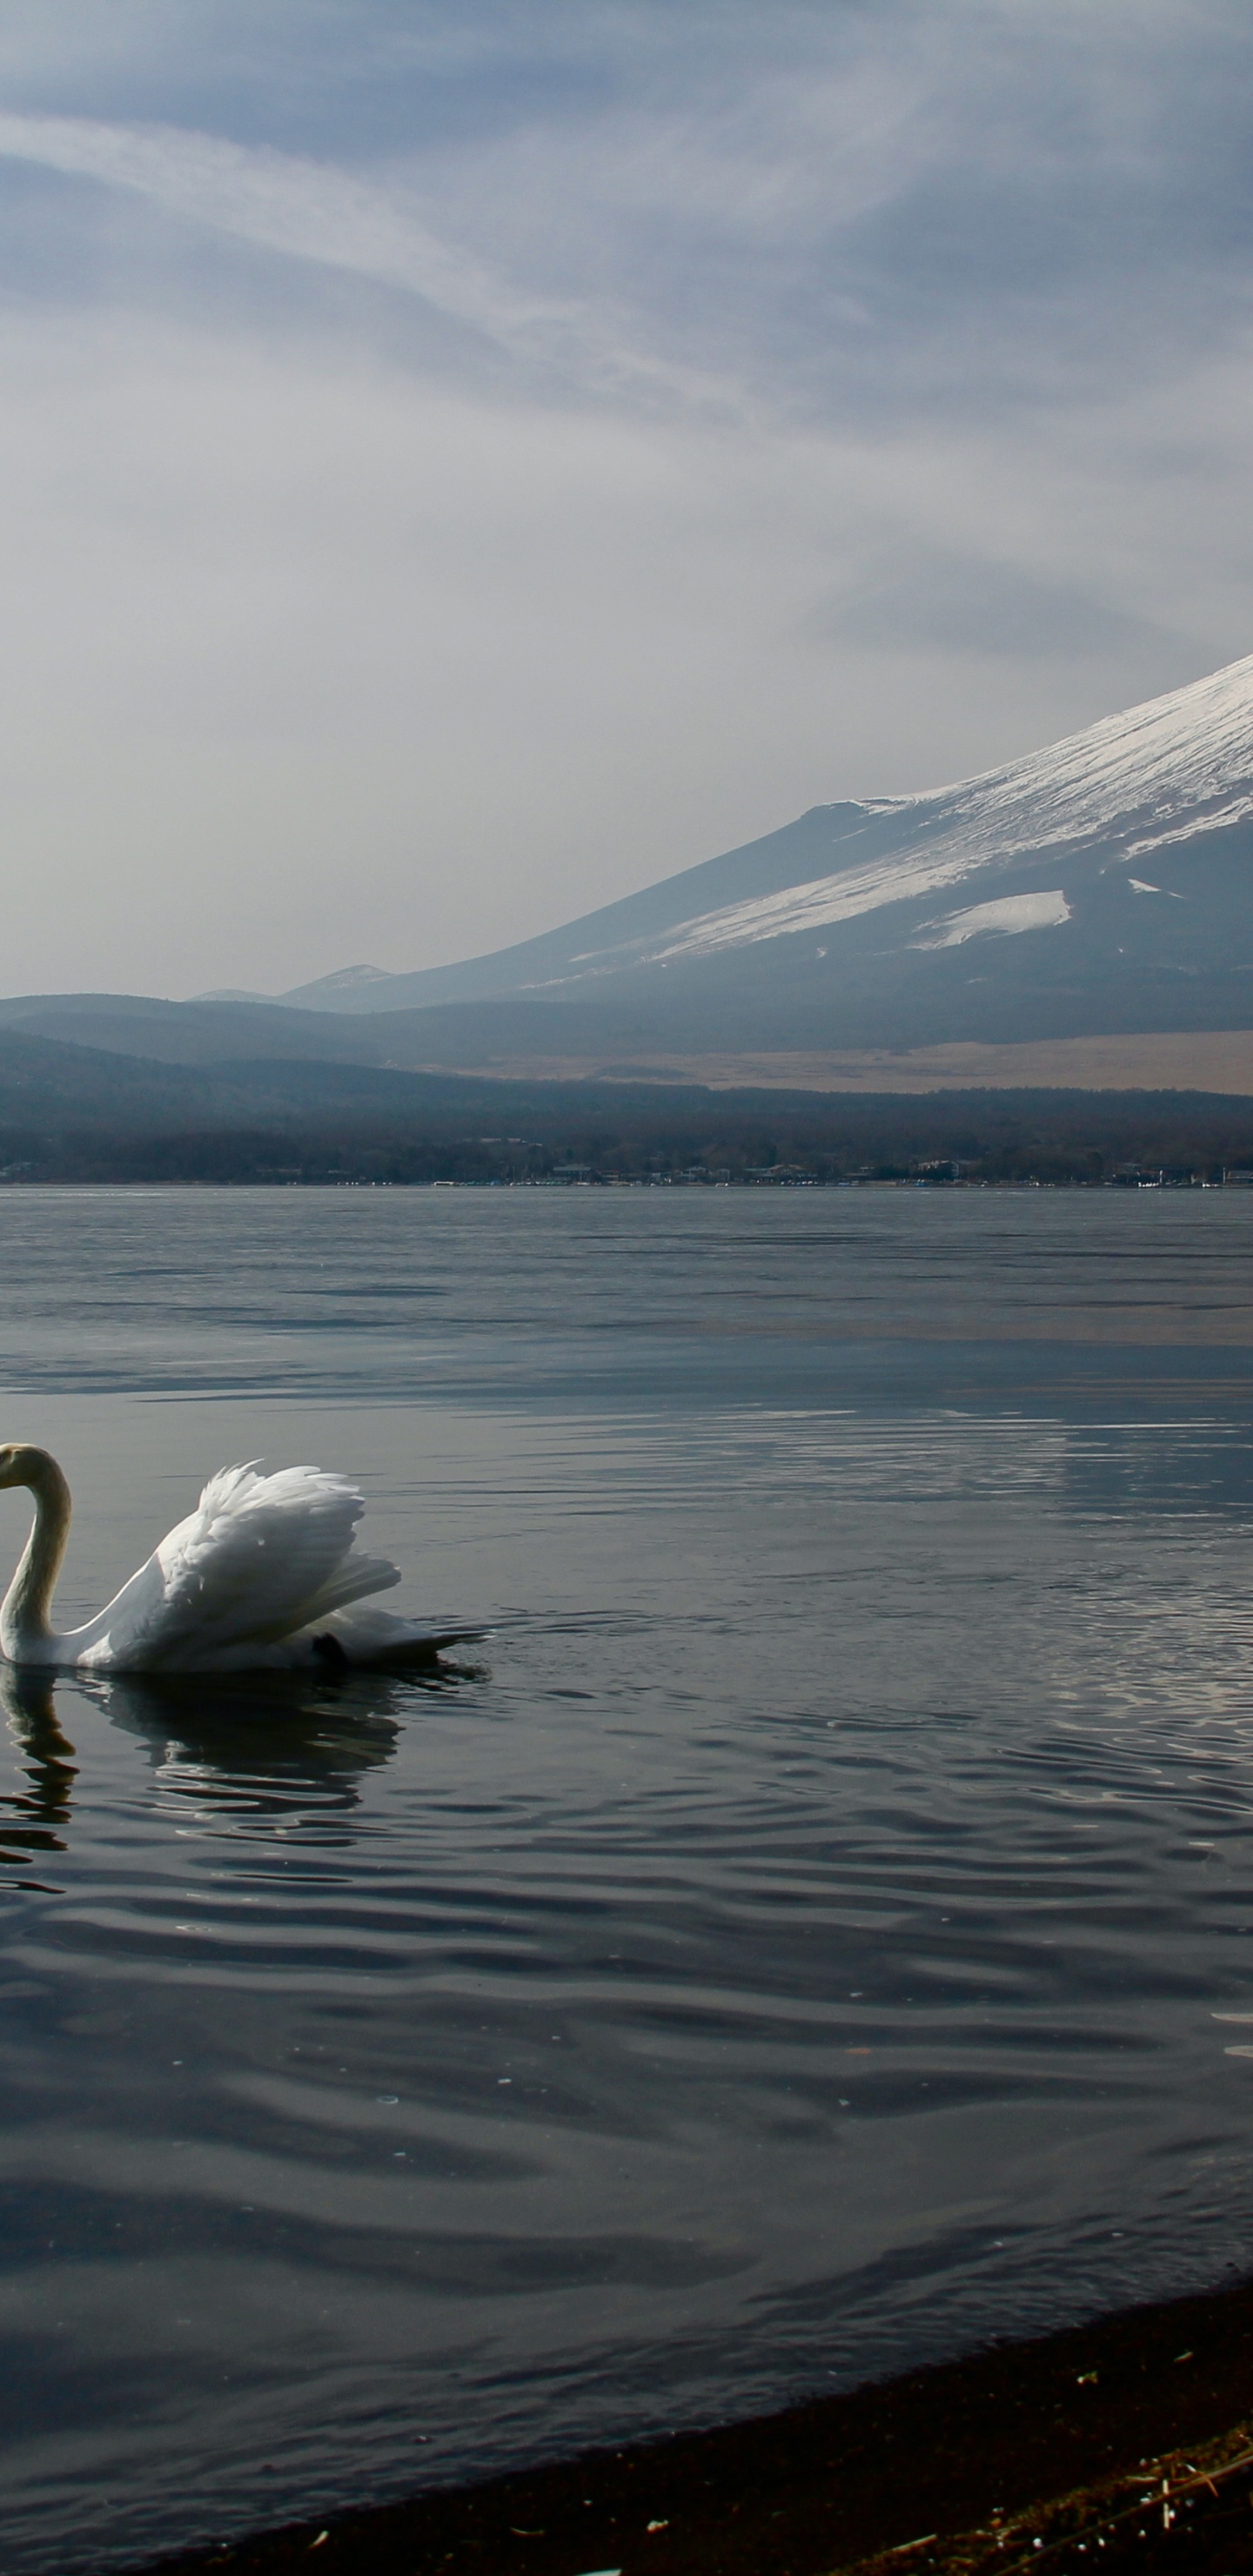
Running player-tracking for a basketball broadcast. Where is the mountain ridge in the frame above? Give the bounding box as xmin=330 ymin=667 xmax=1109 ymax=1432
xmin=12 ymin=652 xmax=1253 ymax=1079
xmin=260 ymin=652 xmax=1253 ymax=1038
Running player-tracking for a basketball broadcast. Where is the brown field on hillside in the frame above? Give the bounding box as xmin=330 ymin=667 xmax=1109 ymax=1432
xmin=413 ymin=1030 xmax=1253 ymax=1094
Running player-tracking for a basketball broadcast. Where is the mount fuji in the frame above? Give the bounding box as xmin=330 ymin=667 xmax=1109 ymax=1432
xmin=246 ymin=651 xmax=1253 ymax=1073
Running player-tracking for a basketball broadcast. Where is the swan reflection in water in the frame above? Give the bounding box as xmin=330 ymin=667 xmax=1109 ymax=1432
xmin=0 ymin=1654 xmax=479 ymax=1854
xmin=0 ymin=1667 xmax=78 ymax=1875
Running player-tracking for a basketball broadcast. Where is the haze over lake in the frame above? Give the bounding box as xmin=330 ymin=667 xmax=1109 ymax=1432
xmin=3 ymin=1187 xmax=1253 ymax=2571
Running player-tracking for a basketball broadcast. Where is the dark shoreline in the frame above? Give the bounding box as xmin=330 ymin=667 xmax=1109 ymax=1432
xmin=124 ymin=2272 xmax=1253 ymax=2576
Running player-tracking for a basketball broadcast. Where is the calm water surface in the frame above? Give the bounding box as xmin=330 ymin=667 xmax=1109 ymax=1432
xmin=3 ymin=1189 xmax=1253 ymax=2567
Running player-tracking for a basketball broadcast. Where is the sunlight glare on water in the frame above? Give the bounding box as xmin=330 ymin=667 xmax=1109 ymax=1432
xmin=2 ymin=1188 xmax=1253 ymax=2568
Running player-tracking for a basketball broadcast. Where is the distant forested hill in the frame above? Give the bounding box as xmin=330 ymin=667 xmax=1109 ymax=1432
xmin=1 ymin=1025 xmax=1253 ymax=1184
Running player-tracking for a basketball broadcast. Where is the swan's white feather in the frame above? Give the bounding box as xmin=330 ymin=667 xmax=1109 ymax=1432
xmin=64 ymin=1462 xmax=401 ymax=1673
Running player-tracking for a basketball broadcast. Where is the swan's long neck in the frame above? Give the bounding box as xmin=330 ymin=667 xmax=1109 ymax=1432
xmin=0 ymin=1453 xmax=71 ymax=1660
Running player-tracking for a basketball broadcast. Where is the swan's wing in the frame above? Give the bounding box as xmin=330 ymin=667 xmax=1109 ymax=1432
xmin=77 ymin=1464 xmax=399 ymax=1671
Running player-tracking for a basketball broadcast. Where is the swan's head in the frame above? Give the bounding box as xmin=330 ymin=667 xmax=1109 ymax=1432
xmin=0 ymin=1445 xmax=60 ymax=1493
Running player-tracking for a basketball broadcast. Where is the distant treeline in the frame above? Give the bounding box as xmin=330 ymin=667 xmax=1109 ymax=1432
xmin=8 ymin=1082 xmax=1253 ymax=1184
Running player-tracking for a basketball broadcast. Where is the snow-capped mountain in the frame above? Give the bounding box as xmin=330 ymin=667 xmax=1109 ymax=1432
xmin=640 ymin=653 xmax=1253 ymax=968
xmin=244 ymin=651 xmax=1253 ymax=1060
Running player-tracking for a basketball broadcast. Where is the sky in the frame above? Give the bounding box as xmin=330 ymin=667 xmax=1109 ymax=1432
xmin=2 ymin=2 xmax=1253 ymax=997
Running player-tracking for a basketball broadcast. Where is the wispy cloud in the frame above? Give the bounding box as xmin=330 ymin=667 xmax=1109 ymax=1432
xmin=0 ymin=110 xmax=748 ymax=416
xmin=0 ymin=111 xmax=566 ymax=342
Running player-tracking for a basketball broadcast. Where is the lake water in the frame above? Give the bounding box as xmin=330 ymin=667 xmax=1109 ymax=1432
xmin=4 ymin=1186 xmax=1253 ymax=2570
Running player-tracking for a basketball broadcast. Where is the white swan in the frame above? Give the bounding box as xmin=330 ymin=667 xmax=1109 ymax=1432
xmin=0 ymin=1446 xmax=472 ymax=1674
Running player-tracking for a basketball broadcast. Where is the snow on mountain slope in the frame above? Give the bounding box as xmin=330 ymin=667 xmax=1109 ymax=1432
xmin=912 ymin=646 xmax=1253 ymax=861
xmin=911 ymin=889 xmax=1072 ymax=949
xmin=647 ymin=653 xmax=1253 ymax=965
